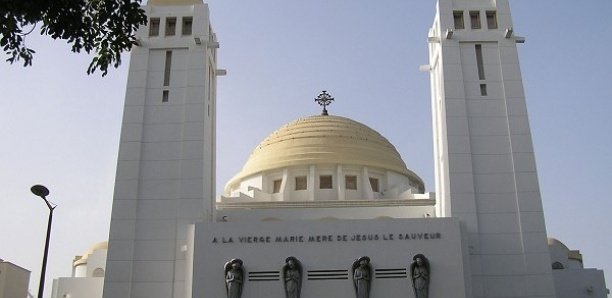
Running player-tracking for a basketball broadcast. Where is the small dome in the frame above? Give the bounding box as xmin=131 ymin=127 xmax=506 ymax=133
xmin=73 ymin=241 xmax=108 ymax=267
xmin=225 ymin=115 xmax=423 ymax=193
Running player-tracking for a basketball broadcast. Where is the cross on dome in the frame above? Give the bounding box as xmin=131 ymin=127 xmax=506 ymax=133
xmin=315 ymin=91 xmax=334 ymax=115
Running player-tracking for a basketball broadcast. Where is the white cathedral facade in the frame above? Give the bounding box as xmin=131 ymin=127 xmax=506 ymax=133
xmin=101 ymin=0 xmax=607 ymax=298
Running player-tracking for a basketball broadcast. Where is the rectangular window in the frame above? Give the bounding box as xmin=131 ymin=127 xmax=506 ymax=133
xmin=470 ymin=11 xmax=481 ymax=29
xmin=319 ymin=175 xmax=332 ymax=189
xmin=480 ymin=84 xmax=488 ymax=96
xmin=486 ymin=11 xmax=498 ymax=29
xmin=475 ymin=44 xmax=485 ymax=80
xmin=149 ymin=18 xmax=160 ymax=36
xmin=453 ymin=11 xmax=464 ymax=30
xmin=165 ymin=17 xmax=177 ymax=36
xmin=345 ymin=175 xmax=357 ymax=190
xmin=272 ymin=179 xmax=282 ymax=193
xmin=163 ymin=51 xmax=172 ymax=86
xmin=162 ymin=90 xmax=169 ymax=102
xmin=487 ymin=11 xmax=497 ymax=29
xmin=295 ymin=176 xmax=307 ymax=191
xmin=369 ymin=177 xmax=379 ymax=193
xmin=182 ymin=17 xmax=193 ymax=35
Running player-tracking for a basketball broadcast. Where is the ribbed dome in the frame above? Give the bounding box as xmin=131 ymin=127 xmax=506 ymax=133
xmin=225 ymin=115 xmax=423 ymax=193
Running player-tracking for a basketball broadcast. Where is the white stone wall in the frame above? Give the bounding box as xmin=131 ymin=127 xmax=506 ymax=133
xmin=51 ymin=278 xmax=104 ymax=298
xmin=428 ymin=0 xmax=555 ymax=297
xmin=217 ymin=203 xmax=436 ymax=222
xmin=0 ymin=261 xmax=30 ymax=298
xmin=553 ymin=270 xmax=608 ymax=298
xmin=191 ymin=218 xmax=469 ymax=298
xmin=74 ymin=248 xmax=107 ymax=278
xmin=88 ymin=250 xmax=107 ymax=278
xmin=103 ymin=2 xmax=218 ymax=298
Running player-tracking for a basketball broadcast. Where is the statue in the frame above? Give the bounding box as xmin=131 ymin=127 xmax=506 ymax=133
xmin=224 ymin=259 xmax=244 ymax=298
xmin=410 ymin=254 xmax=430 ymax=298
xmin=282 ymin=256 xmax=303 ymax=298
xmin=351 ymin=256 xmax=372 ymax=298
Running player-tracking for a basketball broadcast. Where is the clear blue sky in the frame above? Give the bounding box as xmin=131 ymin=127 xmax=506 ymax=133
xmin=0 ymin=1 xmax=610 ymax=296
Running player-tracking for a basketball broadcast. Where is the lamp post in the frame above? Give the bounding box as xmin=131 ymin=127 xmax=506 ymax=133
xmin=30 ymin=184 xmax=55 ymax=298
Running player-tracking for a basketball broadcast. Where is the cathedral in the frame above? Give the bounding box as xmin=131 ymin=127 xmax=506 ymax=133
xmin=95 ymin=0 xmax=608 ymax=298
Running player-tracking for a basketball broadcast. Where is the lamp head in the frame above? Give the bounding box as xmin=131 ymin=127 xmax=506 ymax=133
xmin=31 ymin=184 xmax=49 ymax=198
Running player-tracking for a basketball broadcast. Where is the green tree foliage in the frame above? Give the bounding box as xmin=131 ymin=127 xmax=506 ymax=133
xmin=0 ymin=0 xmax=147 ymax=76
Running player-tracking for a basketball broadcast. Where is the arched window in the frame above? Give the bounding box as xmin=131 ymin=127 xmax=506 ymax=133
xmin=551 ymin=262 xmax=564 ymax=270
xmin=92 ymin=268 xmax=105 ymax=277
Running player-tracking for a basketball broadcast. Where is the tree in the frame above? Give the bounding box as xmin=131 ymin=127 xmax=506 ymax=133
xmin=0 ymin=0 xmax=147 ymax=76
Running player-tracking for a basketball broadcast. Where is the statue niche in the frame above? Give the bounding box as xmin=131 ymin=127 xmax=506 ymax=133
xmin=224 ymin=259 xmax=245 ymax=298
xmin=282 ymin=256 xmax=303 ymax=298
xmin=351 ymin=256 xmax=372 ymax=298
xmin=410 ymin=254 xmax=430 ymax=298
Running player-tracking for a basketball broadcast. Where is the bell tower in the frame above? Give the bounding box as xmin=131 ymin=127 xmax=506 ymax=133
xmin=428 ymin=0 xmax=556 ymax=297
xmin=103 ymin=1 xmax=222 ymax=297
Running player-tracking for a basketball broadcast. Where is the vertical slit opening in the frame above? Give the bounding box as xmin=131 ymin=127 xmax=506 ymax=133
xmin=162 ymin=90 xmax=169 ymax=102
xmin=480 ymin=84 xmax=487 ymax=96
xmin=164 ymin=51 xmax=172 ymax=86
xmin=475 ymin=44 xmax=485 ymax=80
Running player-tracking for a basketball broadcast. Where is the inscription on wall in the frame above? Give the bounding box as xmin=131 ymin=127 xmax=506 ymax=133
xmin=211 ymin=232 xmax=442 ymax=244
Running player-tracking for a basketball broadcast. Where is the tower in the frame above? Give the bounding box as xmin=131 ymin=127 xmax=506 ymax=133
xmin=428 ymin=0 xmax=556 ymax=297
xmin=102 ymin=0 xmax=220 ymax=297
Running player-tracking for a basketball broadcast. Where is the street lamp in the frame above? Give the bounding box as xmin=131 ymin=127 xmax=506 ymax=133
xmin=30 ymin=184 xmax=56 ymax=298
